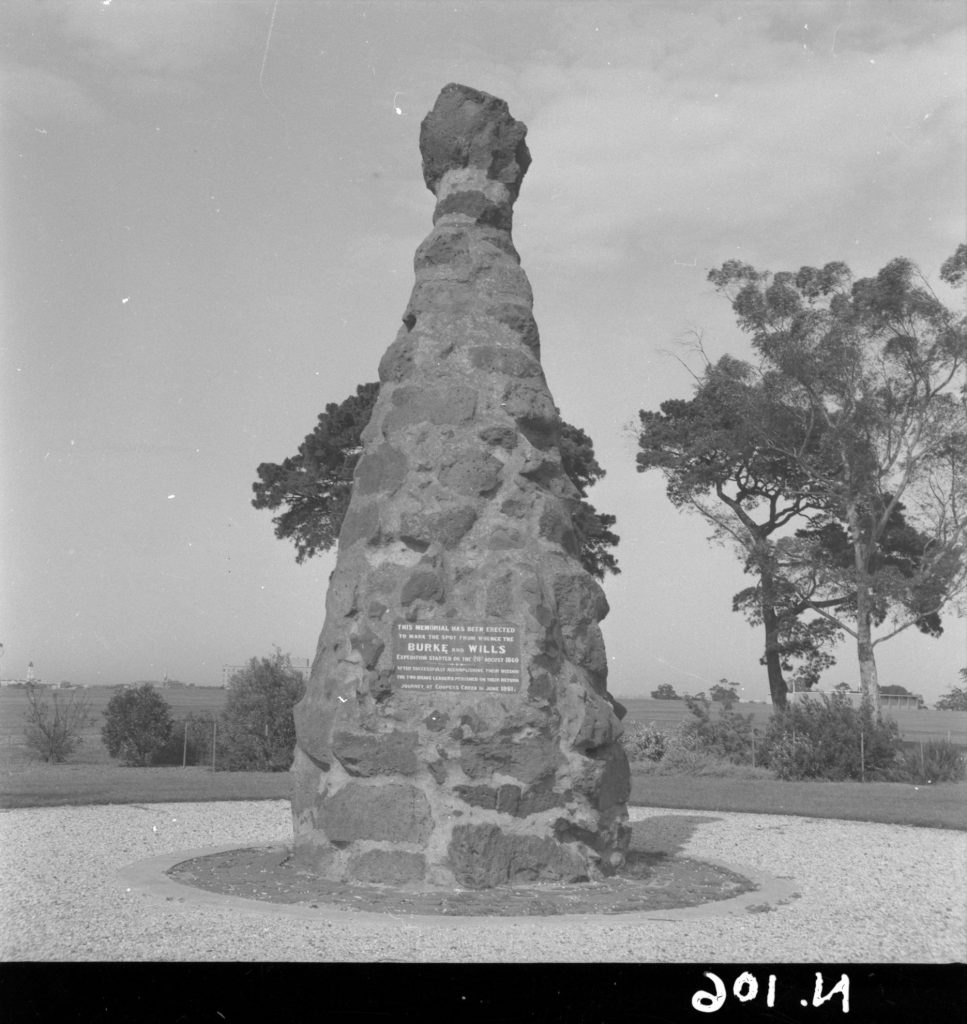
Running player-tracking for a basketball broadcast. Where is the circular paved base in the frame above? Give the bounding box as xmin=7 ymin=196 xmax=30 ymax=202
xmin=117 ymin=814 xmax=802 ymax=923
xmin=168 ymin=843 xmax=755 ymax=916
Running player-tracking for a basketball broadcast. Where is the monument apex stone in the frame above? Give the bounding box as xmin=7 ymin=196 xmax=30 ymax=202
xmin=419 ymin=83 xmax=531 ymax=198
xmin=290 ymin=84 xmax=630 ymax=888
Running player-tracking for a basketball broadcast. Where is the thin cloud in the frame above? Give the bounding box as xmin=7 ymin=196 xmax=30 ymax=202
xmin=4 ymin=0 xmax=267 ymax=103
xmin=58 ymin=0 xmax=252 ymax=74
xmin=0 ymin=62 xmax=105 ymax=126
xmin=514 ymin=8 xmax=965 ymax=270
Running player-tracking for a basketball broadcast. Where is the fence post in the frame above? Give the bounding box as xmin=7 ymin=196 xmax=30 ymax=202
xmin=860 ymin=730 xmax=865 ymax=783
xmin=211 ymin=717 xmax=217 ymax=773
xmin=182 ymin=719 xmax=188 ymax=769
xmin=751 ymin=731 xmax=756 ymax=768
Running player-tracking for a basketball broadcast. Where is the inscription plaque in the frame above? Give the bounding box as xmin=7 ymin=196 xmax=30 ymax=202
xmin=393 ymin=621 xmax=522 ymax=692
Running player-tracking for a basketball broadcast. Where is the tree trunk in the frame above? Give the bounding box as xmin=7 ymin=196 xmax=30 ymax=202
xmin=756 ymin=558 xmax=789 ymax=709
xmin=856 ymin=617 xmax=880 ymax=716
xmin=853 ymin=538 xmax=881 ymax=717
xmin=762 ymin=605 xmax=788 ymax=708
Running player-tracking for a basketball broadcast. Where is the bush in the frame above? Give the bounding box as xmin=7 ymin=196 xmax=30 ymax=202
xmin=622 ymin=720 xmax=669 ymax=762
xmin=622 ymin=713 xmax=774 ymax=778
xmin=708 ymin=679 xmax=740 ymax=706
xmin=760 ymin=692 xmax=902 ymax=781
xmin=655 ymin=740 xmax=721 ymax=774
xmin=896 ymin=740 xmax=966 ymax=784
xmin=680 ymin=694 xmax=755 ymax=764
xmin=101 ymin=684 xmax=174 ymax=766
xmin=23 ymin=684 xmax=91 ymax=763
xmin=935 ymin=685 xmax=967 ymax=711
xmin=218 ymin=650 xmax=305 ymax=771
xmin=150 ymin=712 xmax=215 ymax=766
xmin=633 ymin=734 xmax=775 ymax=779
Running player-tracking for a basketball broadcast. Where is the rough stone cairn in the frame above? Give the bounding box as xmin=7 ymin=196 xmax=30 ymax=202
xmin=291 ymin=83 xmax=630 ymax=888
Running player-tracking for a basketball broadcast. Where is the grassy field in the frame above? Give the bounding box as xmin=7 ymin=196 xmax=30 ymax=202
xmin=4 ymin=689 xmax=964 ymax=766
xmin=0 ymin=764 xmax=291 ymax=808
xmin=0 ymin=685 xmax=227 ymax=766
xmin=1 ymin=762 xmax=964 ymax=830
xmin=629 ymin=773 xmax=967 ymax=830
xmin=2 ymin=688 xmax=966 ymax=829
xmin=617 ymin=696 xmax=967 ymax=748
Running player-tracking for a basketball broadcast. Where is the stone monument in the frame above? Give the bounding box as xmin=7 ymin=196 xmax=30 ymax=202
xmin=291 ymin=83 xmax=630 ymax=888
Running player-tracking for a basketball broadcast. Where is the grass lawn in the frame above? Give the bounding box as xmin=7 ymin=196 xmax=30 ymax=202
xmin=630 ymin=772 xmax=967 ymax=830
xmin=2 ymin=761 xmax=965 ymax=831
xmin=0 ymin=764 xmax=292 ymax=809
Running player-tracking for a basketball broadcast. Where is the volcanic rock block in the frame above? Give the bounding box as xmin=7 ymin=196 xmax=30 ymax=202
xmin=290 ymin=83 xmax=630 ymax=888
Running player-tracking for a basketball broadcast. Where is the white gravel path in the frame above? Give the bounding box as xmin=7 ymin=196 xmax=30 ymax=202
xmin=0 ymin=801 xmax=964 ymax=962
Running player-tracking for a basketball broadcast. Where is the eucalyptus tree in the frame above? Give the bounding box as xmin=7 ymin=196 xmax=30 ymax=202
xmin=708 ymin=250 xmax=967 ymax=712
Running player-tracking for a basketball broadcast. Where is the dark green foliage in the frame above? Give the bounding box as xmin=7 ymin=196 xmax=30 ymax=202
xmin=150 ymin=712 xmax=214 ymax=767
xmin=708 ymin=679 xmax=740 ymax=706
xmin=101 ymin=684 xmax=174 ymax=766
xmin=557 ymin=421 xmax=621 ymax=579
xmin=707 ymin=252 xmax=967 ymax=703
xmin=252 ymin=383 xmax=378 ymax=563
xmin=940 ymin=243 xmax=967 ymax=287
xmin=149 ymin=727 xmax=188 ymax=767
xmin=621 ymin=720 xmax=668 ymax=762
xmin=936 ymin=684 xmax=967 ymax=711
xmin=650 ymin=683 xmax=682 ymax=700
xmin=23 ymin=684 xmax=91 ymax=763
xmin=761 ymin=692 xmax=903 ymax=781
xmin=681 ymin=694 xmax=755 ymax=764
xmin=793 ymin=500 xmax=948 ymax=637
xmin=636 ymin=355 xmax=840 ymax=705
xmin=253 ymin=384 xmax=620 ymax=579
xmin=898 ymin=740 xmax=965 ymax=784
xmin=218 ymin=650 xmax=305 ymax=771
xmin=732 ymin=585 xmax=841 ymax=690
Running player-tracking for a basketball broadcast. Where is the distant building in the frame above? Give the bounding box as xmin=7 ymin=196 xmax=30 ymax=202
xmin=0 ymin=660 xmax=45 ymax=687
xmin=789 ymin=689 xmax=923 ymax=710
xmin=879 ymin=691 xmax=924 ymax=710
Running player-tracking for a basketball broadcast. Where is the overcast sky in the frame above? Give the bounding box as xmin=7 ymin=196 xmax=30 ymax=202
xmin=2 ymin=0 xmax=965 ymax=702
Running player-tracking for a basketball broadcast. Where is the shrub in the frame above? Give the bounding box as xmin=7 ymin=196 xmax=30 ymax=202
xmin=935 ymin=685 xmax=967 ymax=711
xmin=622 ymin=720 xmax=669 ymax=762
xmin=764 ymin=731 xmax=827 ymax=781
xmin=760 ymin=692 xmax=902 ymax=781
xmin=634 ymin=736 xmax=775 ymax=779
xmin=101 ymin=684 xmax=174 ymax=766
xmin=708 ymin=679 xmax=740 ymax=706
xmin=681 ymin=694 xmax=755 ymax=764
xmin=656 ymin=740 xmax=720 ymax=774
xmin=150 ymin=712 xmax=215 ymax=766
xmin=23 ymin=683 xmax=91 ymax=763
xmin=218 ymin=650 xmax=305 ymax=771
xmin=897 ymin=740 xmax=966 ymax=784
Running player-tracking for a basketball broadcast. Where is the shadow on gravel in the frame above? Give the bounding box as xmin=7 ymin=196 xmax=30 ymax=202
xmin=628 ymin=814 xmax=723 ymax=863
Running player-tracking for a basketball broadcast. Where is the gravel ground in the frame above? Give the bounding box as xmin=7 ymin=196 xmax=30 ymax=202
xmin=0 ymin=800 xmax=964 ymax=962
